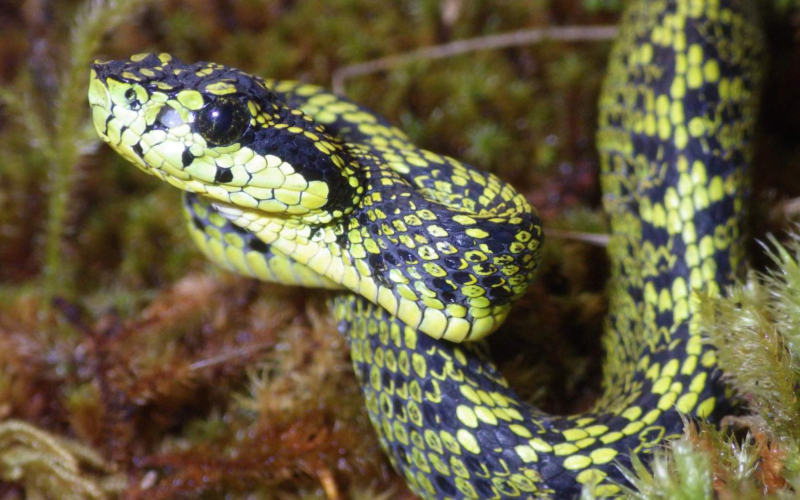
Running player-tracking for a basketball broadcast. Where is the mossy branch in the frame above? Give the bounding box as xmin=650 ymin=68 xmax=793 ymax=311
xmin=763 ymin=234 xmax=800 ymax=365
xmin=0 ymin=81 xmax=55 ymax=165
xmin=618 ymin=439 xmax=714 ymax=500
xmin=42 ymin=0 xmax=155 ymax=298
xmin=0 ymin=419 xmax=122 ymax=499
xmin=703 ymin=283 xmax=800 ymax=439
xmin=701 ymin=237 xmax=800 ymax=441
xmin=612 ymin=421 xmax=770 ymax=499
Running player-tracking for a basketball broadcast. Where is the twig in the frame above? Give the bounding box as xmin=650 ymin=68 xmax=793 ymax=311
xmin=187 ymin=342 xmax=276 ymax=371
xmin=545 ymin=228 xmax=609 ymax=247
xmin=332 ymin=25 xmax=618 ymax=94
xmin=318 ymin=467 xmax=341 ymax=500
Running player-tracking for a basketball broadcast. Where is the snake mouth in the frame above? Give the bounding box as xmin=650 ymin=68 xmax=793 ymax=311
xmin=88 ymin=69 xmax=111 ymax=120
xmin=89 ymin=69 xmax=155 ymax=178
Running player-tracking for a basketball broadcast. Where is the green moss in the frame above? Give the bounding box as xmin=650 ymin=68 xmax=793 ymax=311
xmin=703 ymin=236 xmax=800 ymax=441
xmin=0 ymin=0 xmax=799 ymax=497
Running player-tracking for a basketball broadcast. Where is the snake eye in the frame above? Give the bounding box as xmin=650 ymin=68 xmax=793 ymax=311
xmin=195 ymin=96 xmax=250 ymax=146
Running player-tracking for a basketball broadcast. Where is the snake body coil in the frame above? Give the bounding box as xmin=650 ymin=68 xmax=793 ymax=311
xmin=89 ymin=0 xmax=763 ymax=497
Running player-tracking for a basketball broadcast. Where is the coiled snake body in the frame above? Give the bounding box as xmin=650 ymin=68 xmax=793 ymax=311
xmin=88 ymin=0 xmax=763 ymax=497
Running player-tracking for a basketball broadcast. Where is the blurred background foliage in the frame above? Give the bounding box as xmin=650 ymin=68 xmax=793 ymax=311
xmin=0 ymin=0 xmax=799 ymax=498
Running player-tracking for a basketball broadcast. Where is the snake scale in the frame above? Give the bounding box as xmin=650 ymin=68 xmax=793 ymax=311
xmin=88 ymin=0 xmax=763 ymax=497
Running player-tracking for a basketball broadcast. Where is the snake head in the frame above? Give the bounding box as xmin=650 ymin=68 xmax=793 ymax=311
xmin=89 ymin=53 xmax=359 ymax=220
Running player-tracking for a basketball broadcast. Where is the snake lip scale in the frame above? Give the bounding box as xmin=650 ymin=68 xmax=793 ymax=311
xmin=89 ymin=0 xmax=763 ymax=497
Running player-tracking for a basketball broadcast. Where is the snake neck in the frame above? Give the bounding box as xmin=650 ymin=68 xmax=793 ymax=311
xmin=208 ymin=139 xmax=544 ymax=341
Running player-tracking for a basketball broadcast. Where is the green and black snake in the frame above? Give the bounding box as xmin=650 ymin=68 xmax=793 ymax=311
xmin=88 ymin=0 xmax=763 ymax=497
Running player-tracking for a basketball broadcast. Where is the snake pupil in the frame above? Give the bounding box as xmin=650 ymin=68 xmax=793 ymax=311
xmin=195 ymin=96 xmax=249 ymax=146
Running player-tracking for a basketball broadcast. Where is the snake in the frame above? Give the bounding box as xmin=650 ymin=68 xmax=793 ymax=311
xmin=87 ymin=0 xmax=763 ymax=497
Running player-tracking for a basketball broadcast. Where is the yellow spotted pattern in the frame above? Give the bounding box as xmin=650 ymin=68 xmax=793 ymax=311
xmin=89 ymin=0 xmax=763 ymax=497
xmin=90 ymin=54 xmax=541 ymax=342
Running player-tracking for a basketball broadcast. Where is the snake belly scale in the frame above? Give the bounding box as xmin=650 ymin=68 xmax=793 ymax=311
xmin=88 ymin=0 xmax=763 ymax=497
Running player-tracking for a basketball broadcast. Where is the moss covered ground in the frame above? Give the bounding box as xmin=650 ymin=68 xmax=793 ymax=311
xmin=1 ymin=0 xmax=800 ymax=498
